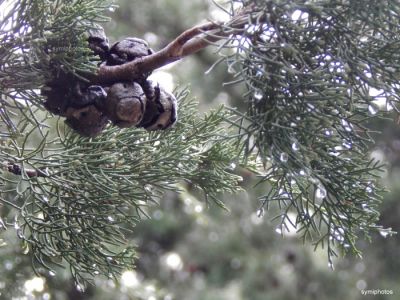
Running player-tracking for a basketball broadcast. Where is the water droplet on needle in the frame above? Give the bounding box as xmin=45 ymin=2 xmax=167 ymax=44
xmin=280 ymin=152 xmax=289 ymax=162
xmin=254 ymin=90 xmax=263 ymax=100
xmin=315 ymin=186 xmax=327 ymax=200
xmin=368 ymin=104 xmax=378 ymax=115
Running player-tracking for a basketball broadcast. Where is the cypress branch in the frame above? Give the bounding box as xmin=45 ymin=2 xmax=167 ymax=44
xmin=0 ymin=0 xmax=398 ymax=285
xmin=216 ymin=0 xmax=398 ymax=264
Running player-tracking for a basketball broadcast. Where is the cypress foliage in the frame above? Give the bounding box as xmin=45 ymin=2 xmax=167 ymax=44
xmin=0 ymin=0 xmax=398 ymax=285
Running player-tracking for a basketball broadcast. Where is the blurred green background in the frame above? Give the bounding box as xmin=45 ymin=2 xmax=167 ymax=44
xmin=0 ymin=1 xmax=399 ymax=299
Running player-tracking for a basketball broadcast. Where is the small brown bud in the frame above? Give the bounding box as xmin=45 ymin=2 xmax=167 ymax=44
xmin=145 ymin=87 xmax=177 ymax=131
xmin=107 ymin=37 xmax=154 ymax=66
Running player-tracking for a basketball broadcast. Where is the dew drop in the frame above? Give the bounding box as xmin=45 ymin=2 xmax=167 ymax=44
xmin=253 ymin=90 xmax=263 ymax=100
xmin=22 ymin=244 xmax=29 ymax=254
xmin=331 ymin=227 xmax=345 ymax=242
xmin=299 ymin=169 xmax=306 ymax=176
xmin=315 ymin=186 xmax=327 ymax=199
xmin=280 ymin=152 xmax=289 ymax=162
xmin=228 ymin=65 xmax=236 ymax=74
xmin=307 ymin=103 xmax=315 ymax=111
xmin=17 ymin=229 xmax=24 ymax=239
xmin=107 ymin=216 xmax=114 ymax=223
xmin=328 ymin=261 xmax=334 ymax=270
xmin=256 ymin=208 xmax=265 ymax=218
xmin=365 ymin=186 xmax=373 ymax=193
xmin=0 ymin=217 xmax=6 ymax=229
xmin=329 ymin=146 xmax=342 ymax=156
xmin=324 ymin=129 xmax=333 ymax=136
xmin=275 ymin=226 xmax=282 ymax=234
xmin=341 ymin=119 xmax=353 ymax=132
xmin=14 ymin=221 xmax=20 ymax=230
xmin=368 ymin=104 xmax=378 ymax=115
xmin=292 ymin=142 xmax=300 ymax=151
xmin=379 ymin=230 xmax=390 ymax=238
xmin=230 ymin=162 xmax=237 ymax=169
xmin=76 ymin=284 xmax=85 ymax=292
xmin=290 ymin=122 xmax=297 ymax=127
xmin=342 ymin=141 xmax=352 ymax=149
xmin=332 ymin=109 xmax=339 ymax=115
xmin=49 ymin=271 xmax=56 ymax=277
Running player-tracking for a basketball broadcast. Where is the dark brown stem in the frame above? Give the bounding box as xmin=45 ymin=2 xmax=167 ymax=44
xmin=3 ymin=162 xmax=48 ymax=178
xmin=94 ymin=7 xmax=254 ymax=84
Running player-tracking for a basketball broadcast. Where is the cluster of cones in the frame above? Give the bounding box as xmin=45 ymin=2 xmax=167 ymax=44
xmin=42 ymin=27 xmax=177 ymax=137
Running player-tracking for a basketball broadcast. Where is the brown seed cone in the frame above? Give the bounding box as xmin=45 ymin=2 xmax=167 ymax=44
xmin=65 ymin=105 xmax=108 ymax=137
xmin=103 ymin=82 xmax=147 ymax=128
